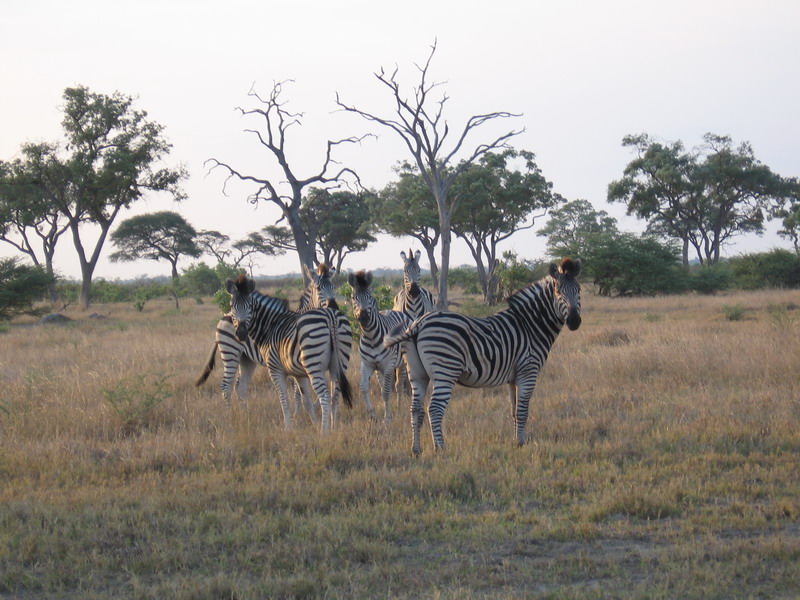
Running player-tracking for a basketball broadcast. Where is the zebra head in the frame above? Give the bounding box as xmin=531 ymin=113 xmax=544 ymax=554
xmin=225 ymin=274 xmax=256 ymax=342
xmin=548 ymin=258 xmax=582 ymax=331
xmin=348 ymin=269 xmax=376 ymax=327
xmin=400 ymin=249 xmax=422 ymax=298
xmin=302 ymin=263 xmax=337 ymax=309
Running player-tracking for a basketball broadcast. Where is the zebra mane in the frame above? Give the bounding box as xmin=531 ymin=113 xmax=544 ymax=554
xmin=558 ymin=257 xmax=581 ymax=277
xmin=231 ymin=274 xmax=256 ymax=296
xmin=353 ymin=269 xmax=372 ymax=290
xmin=252 ymin=291 xmax=290 ymax=314
xmin=317 ymin=263 xmax=330 ymax=276
xmin=505 ymin=276 xmax=554 ymax=317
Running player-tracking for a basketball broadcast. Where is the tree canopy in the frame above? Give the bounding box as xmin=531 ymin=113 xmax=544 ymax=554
xmin=110 ymin=211 xmax=200 ymax=280
xmin=450 ymin=148 xmax=562 ymax=303
xmin=608 ymin=133 xmax=800 ymax=265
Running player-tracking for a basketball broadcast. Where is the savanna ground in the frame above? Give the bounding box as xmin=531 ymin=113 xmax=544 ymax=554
xmin=1 ymin=286 xmax=799 ymax=599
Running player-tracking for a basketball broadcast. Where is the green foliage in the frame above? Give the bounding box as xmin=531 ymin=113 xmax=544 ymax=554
xmin=722 ymin=304 xmax=747 ymax=321
xmin=89 ymin=279 xmax=133 ymax=304
xmin=373 ymin=284 xmax=395 ymax=311
xmin=728 ymin=249 xmax=800 ymax=289
xmin=538 ymin=198 xmax=618 ymax=259
xmin=686 ymin=262 xmax=733 ymax=294
xmin=180 ymin=262 xmax=223 ymax=297
xmin=448 ymin=266 xmax=481 ymax=295
xmin=0 ymin=258 xmax=53 ymax=320
xmin=609 ymin=133 xmax=800 ymax=265
xmin=132 ymin=283 xmax=169 ymax=312
xmin=585 ymin=232 xmax=686 ymax=296
xmin=495 ymin=251 xmax=546 ymax=299
xmin=102 ymin=374 xmax=172 ymax=436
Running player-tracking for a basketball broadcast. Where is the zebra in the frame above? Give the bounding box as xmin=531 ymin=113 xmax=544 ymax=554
xmin=348 ymin=269 xmax=412 ymax=421
xmin=225 ymin=273 xmax=353 ymax=432
xmin=384 ymin=258 xmax=582 ymax=454
xmin=196 ymin=262 xmax=348 ymax=418
xmin=392 ymin=249 xmax=436 ymax=398
xmin=195 ymin=314 xmax=266 ymax=404
xmin=392 ymin=249 xmax=435 ymax=318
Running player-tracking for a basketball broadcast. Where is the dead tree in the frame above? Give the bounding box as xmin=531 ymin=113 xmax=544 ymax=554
xmin=207 ymin=80 xmax=368 ymax=280
xmin=336 ymin=41 xmax=523 ymax=309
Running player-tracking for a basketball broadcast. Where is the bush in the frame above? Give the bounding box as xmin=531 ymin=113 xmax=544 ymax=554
xmin=181 ymin=262 xmax=223 ymax=297
xmin=0 ymin=258 xmax=53 ymax=320
xmin=686 ymin=262 xmax=733 ymax=295
xmin=585 ymin=233 xmax=687 ymax=296
xmin=728 ymin=249 xmax=800 ymax=289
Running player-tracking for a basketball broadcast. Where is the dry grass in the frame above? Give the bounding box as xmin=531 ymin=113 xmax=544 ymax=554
xmin=1 ymin=289 xmax=800 ymax=599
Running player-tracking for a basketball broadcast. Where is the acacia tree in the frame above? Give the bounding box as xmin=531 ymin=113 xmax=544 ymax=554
xmin=110 ymin=211 xmax=200 ymax=281
xmin=609 ymin=133 xmax=800 ymax=265
xmin=196 ymin=228 xmax=288 ymax=274
xmin=207 ymin=81 xmax=368 ymax=283
xmin=301 ymin=188 xmax=375 ymax=274
xmin=373 ymin=162 xmax=441 ymax=288
xmin=336 ymin=41 xmax=522 ymax=309
xmin=450 ymin=149 xmax=562 ymax=304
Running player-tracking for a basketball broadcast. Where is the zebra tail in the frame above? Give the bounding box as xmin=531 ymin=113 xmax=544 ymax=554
xmin=195 ymin=344 xmax=217 ymax=387
xmin=328 ymin=310 xmax=354 ymax=409
xmin=339 ymin=369 xmax=353 ymax=409
xmin=384 ymin=321 xmax=415 ymax=348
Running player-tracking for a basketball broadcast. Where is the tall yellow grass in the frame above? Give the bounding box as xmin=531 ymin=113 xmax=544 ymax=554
xmin=1 ymin=288 xmax=799 ymax=599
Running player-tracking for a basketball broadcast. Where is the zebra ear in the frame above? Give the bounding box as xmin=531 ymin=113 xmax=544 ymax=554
xmin=246 ymin=278 xmax=256 ymax=294
xmin=400 ymin=251 xmax=407 ymax=262
xmin=365 ymin=271 xmax=373 ymax=286
xmin=348 ymin=272 xmax=357 ymax=287
xmin=414 ymin=250 xmax=421 ymax=263
xmin=548 ymin=263 xmax=559 ymax=278
xmin=329 ymin=266 xmax=337 ymax=278
xmin=225 ymin=278 xmax=237 ymax=294
xmin=302 ymin=263 xmax=313 ymax=280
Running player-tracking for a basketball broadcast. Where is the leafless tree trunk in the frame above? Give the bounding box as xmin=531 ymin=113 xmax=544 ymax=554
xmin=207 ymin=81 xmax=368 ymax=282
xmin=336 ymin=41 xmax=522 ymax=309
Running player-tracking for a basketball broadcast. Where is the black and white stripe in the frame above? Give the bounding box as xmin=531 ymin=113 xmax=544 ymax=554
xmin=392 ymin=249 xmax=435 ymax=319
xmin=385 ymin=258 xmax=582 ymax=454
xmin=226 ymin=274 xmax=352 ymax=432
xmin=197 ymin=263 xmax=349 ymax=418
xmin=348 ymin=270 xmax=411 ymax=421
xmin=195 ymin=314 xmax=265 ymax=403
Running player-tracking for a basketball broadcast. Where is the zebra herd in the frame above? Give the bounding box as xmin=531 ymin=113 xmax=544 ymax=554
xmin=196 ymin=251 xmax=583 ymax=453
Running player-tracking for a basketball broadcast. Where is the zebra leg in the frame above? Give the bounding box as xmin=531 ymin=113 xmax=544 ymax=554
xmin=428 ymin=379 xmax=456 ymax=451
xmin=219 ymin=347 xmax=242 ymax=404
xmin=270 ymin=370 xmax=294 ymax=429
xmin=514 ymin=375 xmax=539 ymax=446
xmin=235 ymin=356 xmax=257 ymax=403
xmin=360 ymin=360 xmax=378 ymax=420
xmin=309 ymin=374 xmax=332 ymax=433
xmin=380 ymin=367 xmax=394 ymax=422
xmin=402 ymin=343 xmax=429 ymax=455
xmin=297 ymin=377 xmax=319 ymax=424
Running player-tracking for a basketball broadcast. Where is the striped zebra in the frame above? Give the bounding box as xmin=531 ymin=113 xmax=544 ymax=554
xmin=392 ymin=249 xmax=435 ymax=318
xmin=384 ymin=258 xmax=582 ymax=454
xmin=300 ymin=263 xmax=353 ymax=414
xmin=348 ymin=270 xmax=412 ymax=421
xmin=196 ymin=263 xmax=348 ymax=419
xmin=226 ymin=274 xmax=353 ymax=432
xmin=195 ymin=314 xmax=266 ymax=403
xmin=392 ymin=249 xmax=435 ymax=397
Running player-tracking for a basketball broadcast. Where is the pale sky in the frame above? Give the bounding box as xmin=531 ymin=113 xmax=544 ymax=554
xmin=2 ymin=0 xmax=799 ymax=280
